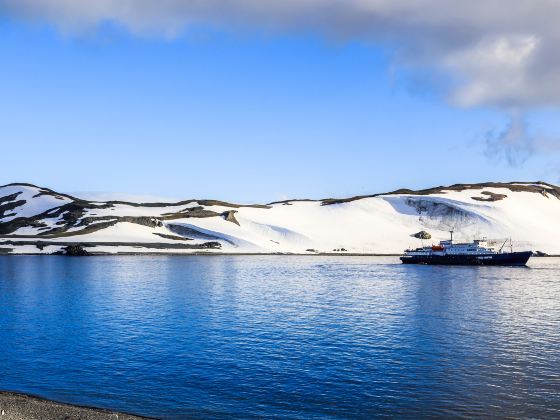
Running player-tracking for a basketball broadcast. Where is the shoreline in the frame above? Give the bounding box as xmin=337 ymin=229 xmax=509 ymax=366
xmin=0 ymin=251 xmax=403 ymax=257
xmin=0 ymin=391 xmax=150 ymax=419
xmin=0 ymin=250 xmax=557 ymax=257
xmin=0 ymin=252 xmax=557 ymax=257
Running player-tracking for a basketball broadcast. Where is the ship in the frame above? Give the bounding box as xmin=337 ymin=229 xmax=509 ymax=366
xmin=400 ymin=232 xmax=532 ymax=266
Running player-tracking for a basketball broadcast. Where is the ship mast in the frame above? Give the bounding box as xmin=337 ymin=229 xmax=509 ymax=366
xmin=449 ymin=230 xmax=454 ymax=243
xmin=498 ymin=238 xmax=508 ymax=253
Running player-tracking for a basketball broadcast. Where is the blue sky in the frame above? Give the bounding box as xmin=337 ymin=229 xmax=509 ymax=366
xmin=1 ymin=6 xmax=560 ymax=202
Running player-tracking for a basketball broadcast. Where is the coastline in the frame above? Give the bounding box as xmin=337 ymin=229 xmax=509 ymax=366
xmin=0 ymin=251 xmax=556 ymax=257
xmin=0 ymin=391 xmax=150 ymax=420
xmin=0 ymin=239 xmax=404 ymax=256
xmin=0 ymin=251 xmax=402 ymax=257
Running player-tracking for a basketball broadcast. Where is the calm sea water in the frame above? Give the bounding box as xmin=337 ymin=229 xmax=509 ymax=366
xmin=0 ymin=256 xmax=559 ymax=419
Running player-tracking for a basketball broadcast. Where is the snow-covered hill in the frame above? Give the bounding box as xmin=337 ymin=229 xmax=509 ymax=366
xmin=1 ymin=182 xmax=559 ymax=255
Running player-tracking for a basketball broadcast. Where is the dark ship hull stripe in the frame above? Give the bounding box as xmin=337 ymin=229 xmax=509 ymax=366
xmin=400 ymin=251 xmax=532 ymax=266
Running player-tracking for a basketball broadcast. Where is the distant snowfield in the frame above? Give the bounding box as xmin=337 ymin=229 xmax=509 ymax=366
xmin=1 ymin=182 xmax=559 ymax=254
xmin=68 ymin=191 xmax=181 ymax=203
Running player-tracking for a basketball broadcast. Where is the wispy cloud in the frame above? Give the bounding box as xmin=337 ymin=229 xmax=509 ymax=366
xmin=485 ymin=111 xmax=533 ymax=167
xmin=2 ymin=0 xmax=560 ymax=163
xmin=485 ymin=110 xmax=560 ymax=166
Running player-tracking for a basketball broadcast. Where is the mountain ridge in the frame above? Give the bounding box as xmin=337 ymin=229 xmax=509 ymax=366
xmin=1 ymin=181 xmax=559 ymax=255
xmin=4 ymin=180 xmax=559 ymax=207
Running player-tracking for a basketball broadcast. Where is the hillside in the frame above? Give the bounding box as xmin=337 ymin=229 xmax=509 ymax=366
xmin=1 ymin=182 xmax=559 ymax=255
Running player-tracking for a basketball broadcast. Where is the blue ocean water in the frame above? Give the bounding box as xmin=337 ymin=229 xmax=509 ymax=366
xmin=0 ymin=255 xmax=559 ymax=419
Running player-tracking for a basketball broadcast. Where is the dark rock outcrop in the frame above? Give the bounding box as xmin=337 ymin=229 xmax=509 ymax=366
xmin=152 ymin=233 xmax=191 ymax=241
xmin=413 ymin=230 xmax=432 ymax=239
xmin=0 ymin=197 xmax=26 ymax=220
xmin=471 ymin=191 xmax=508 ymax=202
xmin=57 ymin=244 xmax=90 ymax=256
xmin=1 ymin=240 xmax=222 ymax=253
xmin=222 ymin=210 xmax=240 ymax=225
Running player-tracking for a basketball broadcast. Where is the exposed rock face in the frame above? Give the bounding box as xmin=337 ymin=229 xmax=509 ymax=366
xmin=152 ymin=233 xmax=190 ymax=241
xmin=162 ymin=206 xmax=221 ymax=220
xmin=0 ymin=193 xmax=26 ymax=219
xmin=472 ymin=191 xmax=508 ymax=202
xmin=413 ymin=231 xmax=432 ymax=239
xmin=1 ymin=240 xmax=222 ymax=252
xmin=59 ymin=244 xmax=90 ymax=256
xmin=222 ymin=210 xmax=240 ymax=226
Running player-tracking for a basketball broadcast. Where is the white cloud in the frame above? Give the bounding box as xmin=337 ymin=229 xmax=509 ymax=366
xmin=444 ymin=35 xmax=540 ymax=107
xmin=2 ymin=0 xmax=560 ymax=108
xmin=2 ymin=0 xmax=560 ymax=162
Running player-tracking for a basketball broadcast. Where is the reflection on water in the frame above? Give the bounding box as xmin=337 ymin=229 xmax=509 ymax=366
xmin=0 ymin=256 xmax=559 ymax=418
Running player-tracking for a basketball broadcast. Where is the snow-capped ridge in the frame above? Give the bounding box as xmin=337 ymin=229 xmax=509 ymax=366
xmin=1 ymin=181 xmax=559 ymax=255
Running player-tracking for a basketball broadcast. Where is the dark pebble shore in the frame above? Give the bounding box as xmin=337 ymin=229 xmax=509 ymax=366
xmin=0 ymin=392 xmax=151 ymax=420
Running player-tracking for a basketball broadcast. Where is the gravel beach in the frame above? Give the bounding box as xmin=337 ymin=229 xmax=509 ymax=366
xmin=0 ymin=392 xmax=150 ymax=420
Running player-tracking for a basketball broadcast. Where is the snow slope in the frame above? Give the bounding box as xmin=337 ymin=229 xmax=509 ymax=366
xmin=1 ymin=182 xmax=559 ymax=254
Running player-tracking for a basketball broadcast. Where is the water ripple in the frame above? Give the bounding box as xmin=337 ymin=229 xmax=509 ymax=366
xmin=1 ymin=255 xmax=559 ymax=418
